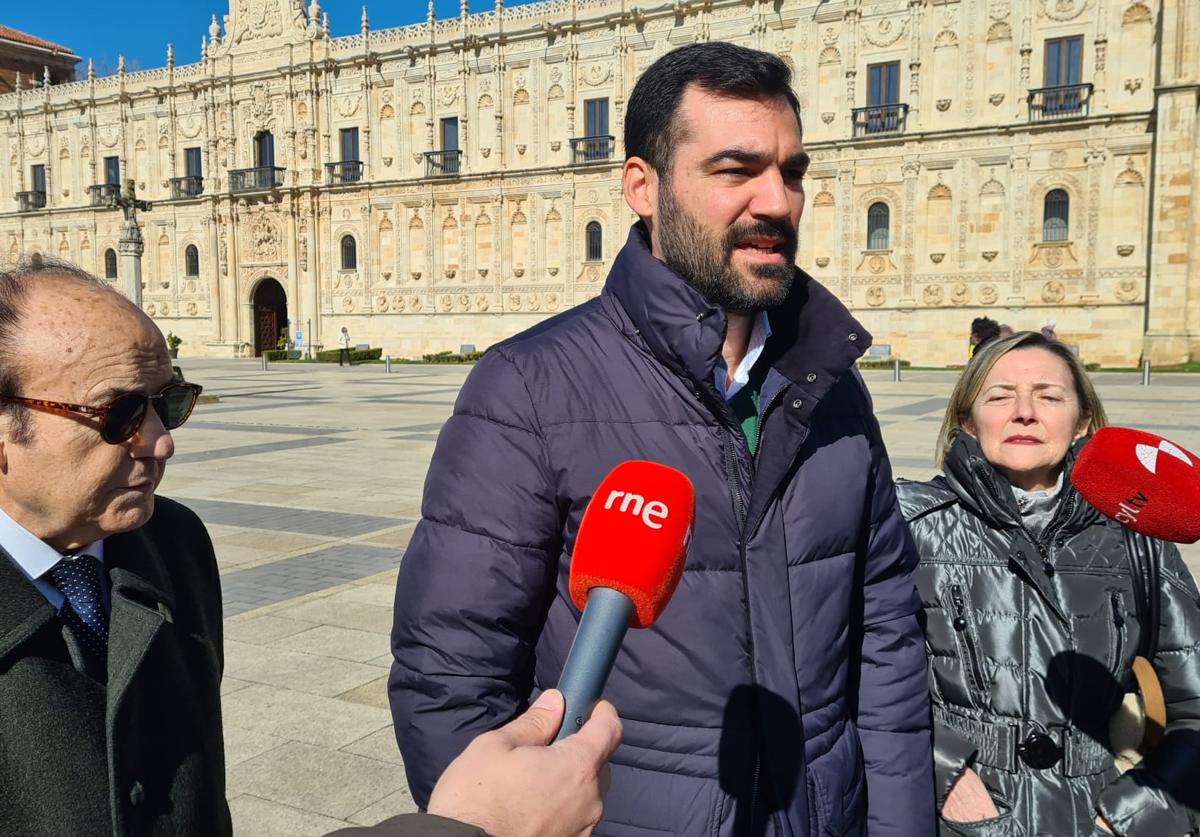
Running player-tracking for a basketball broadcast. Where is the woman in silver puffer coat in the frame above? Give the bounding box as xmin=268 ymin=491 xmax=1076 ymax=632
xmin=897 ymin=331 xmax=1200 ymax=836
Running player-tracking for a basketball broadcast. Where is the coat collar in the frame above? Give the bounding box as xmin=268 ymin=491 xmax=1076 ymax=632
xmin=602 ymin=223 xmax=870 ymax=400
xmin=0 ymin=547 xmax=58 ymax=664
xmin=942 ymin=433 xmax=1099 ymax=537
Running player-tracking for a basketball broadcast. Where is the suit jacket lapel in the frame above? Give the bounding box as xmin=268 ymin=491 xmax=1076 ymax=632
xmin=104 ymin=524 xmax=178 ymax=719
xmin=0 ymin=547 xmax=58 ymax=665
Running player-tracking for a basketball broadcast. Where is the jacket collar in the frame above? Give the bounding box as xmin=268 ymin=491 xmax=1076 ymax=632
xmin=0 ymin=547 xmax=57 ymax=664
xmin=602 ymin=223 xmax=870 ymax=398
xmin=942 ymin=432 xmax=1099 ymax=536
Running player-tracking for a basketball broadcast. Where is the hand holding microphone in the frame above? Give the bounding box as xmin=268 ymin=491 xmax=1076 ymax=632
xmin=555 ymin=460 xmax=695 ymax=741
xmin=1072 ymin=427 xmax=1200 ymax=543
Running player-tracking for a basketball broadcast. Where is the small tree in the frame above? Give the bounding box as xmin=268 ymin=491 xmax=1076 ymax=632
xmin=166 ymin=332 xmax=183 ymax=351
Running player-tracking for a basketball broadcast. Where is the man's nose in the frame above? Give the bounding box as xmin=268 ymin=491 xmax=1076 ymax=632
xmin=749 ymin=168 xmax=791 ymax=220
xmin=129 ymin=406 xmax=175 ymax=461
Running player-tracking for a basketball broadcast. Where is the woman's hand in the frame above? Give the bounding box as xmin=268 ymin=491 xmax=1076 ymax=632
xmin=942 ymin=768 xmax=1001 ymax=822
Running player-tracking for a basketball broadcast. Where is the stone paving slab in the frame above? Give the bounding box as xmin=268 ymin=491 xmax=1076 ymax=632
xmin=152 ymin=359 xmax=1200 ymax=833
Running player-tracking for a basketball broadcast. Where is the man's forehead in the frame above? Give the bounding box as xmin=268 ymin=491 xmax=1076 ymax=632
xmin=675 ymin=86 xmax=803 ymax=151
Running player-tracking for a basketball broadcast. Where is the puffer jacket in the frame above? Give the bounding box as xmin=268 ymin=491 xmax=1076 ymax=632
xmin=390 ymin=224 xmax=934 ymax=836
xmin=897 ymin=434 xmax=1200 ymax=836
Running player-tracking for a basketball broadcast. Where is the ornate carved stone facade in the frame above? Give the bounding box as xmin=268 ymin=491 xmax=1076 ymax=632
xmin=1 ymin=0 xmax=1196 ymax=364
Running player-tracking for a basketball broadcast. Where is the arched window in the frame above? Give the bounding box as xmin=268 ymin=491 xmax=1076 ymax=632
xmin=867 ymin=202 xmax=890 ymax=249
xmin=585 ymin=222 xmax=603 ymax=261
xmin=341 ymin=235 xmax=357 ymax=270
xmin=104 ymin=248 xmax=118 ymax=279
xmin=184 ymin=244 xmax=199 ymax=277
xmin=1043 ymin=189 xmax=1069 ymax=241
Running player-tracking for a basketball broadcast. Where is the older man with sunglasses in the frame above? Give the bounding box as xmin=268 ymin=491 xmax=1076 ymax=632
xmin=0 ymin=258 xmax=228 ymax=836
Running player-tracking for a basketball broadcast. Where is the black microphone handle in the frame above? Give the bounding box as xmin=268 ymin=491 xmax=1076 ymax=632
xmin=553 ymin=586 xmax=634 ymax=742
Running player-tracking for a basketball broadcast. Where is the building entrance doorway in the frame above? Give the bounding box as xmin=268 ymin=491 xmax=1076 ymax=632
xmin=252 ymin=278 xmax=287 ymax=357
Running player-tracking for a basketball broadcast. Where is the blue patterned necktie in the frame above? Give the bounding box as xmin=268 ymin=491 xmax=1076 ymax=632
xmin=47 ymin=554 xmax=109 ymax=665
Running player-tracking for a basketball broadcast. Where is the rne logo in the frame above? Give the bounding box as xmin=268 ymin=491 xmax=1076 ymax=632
xmin=604 ymin=490 xmax=670 ymax=530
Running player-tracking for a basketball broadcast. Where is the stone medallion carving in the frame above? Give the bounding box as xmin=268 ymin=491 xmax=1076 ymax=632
xmin=545 ymin=293 xmax=559 ymax=311
xmin=410 ymin=296 xmax=423 ymax=312
xmin=1115 ymin=278 xmax=1139 ymax=302
xmin=342 ymin=296 xmax=355 ymax=313
xmin=980 ymin=284 xmax=999 ymax=304
xmin=439 ymin=294 xmax=453 ymax=312
xmin=508 ymin=293 xmax=521 ymax=310
xmin=475 ymin=294 xmax=490 ymax=312
xmin=146 ymin=304 xmax=157 ymax=316
xmin=1043 ymin=247 xmax=1063 ymax=268
xmin=951 ymin=283 xmax=970 ymax=305
xmin=236 ymin=0 xmax=283 ymax=42
xmin=187 ymin=302 xmax=198 ymax=316
xmin=1039 ymin=0 xmax=1088 ymax=21
xmin=866 ymin=286 xmax=886 ymax=306
xmin=923 ymin=285 xmax=945 ymax=305
xmin=863 ymin=17 xmax=908 ymax=48
xmin=337 ymin=95 xmax=362 ymax=117
xmin=868 ymin=255 xmax=887 ymax=274
xmin=1041 ymin=280 xmax=1066 ymax=303
xmin=582 ymin=63 xmax=612 ymax=86
xmin=159 ymin=302 xmax=170 ymax=316
xmin=438 ymin=86 xmax=458 ymax=107
xmin=393 ymin=296 xmax=406 ymax=312
xmin=376 ymin=295 xmax=389 ymax=312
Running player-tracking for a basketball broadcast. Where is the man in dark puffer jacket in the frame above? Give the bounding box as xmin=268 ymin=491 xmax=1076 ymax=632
xmin=391 ymin=43 xmax=933 ymax=836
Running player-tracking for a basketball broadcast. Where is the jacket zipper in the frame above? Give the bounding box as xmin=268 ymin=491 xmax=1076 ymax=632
xmin=950 ymin=584 xmax=988 ymax=696
xmin=1109 ymin=592 xmax=1126 ymax=674
xmin=721 ymin=423 xmax=761 ymax=835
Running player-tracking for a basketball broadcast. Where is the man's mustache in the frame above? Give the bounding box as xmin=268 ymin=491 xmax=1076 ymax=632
xmin=722 ymin=220 xmax=798 ymax=258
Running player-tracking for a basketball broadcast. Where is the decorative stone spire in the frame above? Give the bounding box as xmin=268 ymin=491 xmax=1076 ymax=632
xmin=166 ymin=43 xmax=175 ymax=69
xmin=427 ymin=0 xmax=435 ymax=27
xmin=461 ymin=0 xmax=469 ymax=19
xmin=13 ymin=72 xmax=20 ymax=94
xmin=495 ymin=0 xmax=503 ymax=10
xmin=209 ymin=15 xmax=221 ymax=44
xmin=201 ymin=35 xmax=207 ymax=59
xmin=43 ymin=65 xmax=51 ymax=87
xmin=309 ymin=0 xmax=321 ymax=24
xmin=322 ymin=12 xmax=330 ymax=33
xmin=117 ymin=54 xmax=126 ymax=74
xmin=361 ymin=5 xmax=369 ymax=34
xmin=87 ymin=59 xmax=95 ymax=81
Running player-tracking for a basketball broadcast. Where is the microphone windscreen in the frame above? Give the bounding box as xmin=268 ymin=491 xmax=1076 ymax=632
xmin=1072 ymin=426 xmax=1200 ymax=544
xmin=570 ymin=461 xmax=695 ymax=628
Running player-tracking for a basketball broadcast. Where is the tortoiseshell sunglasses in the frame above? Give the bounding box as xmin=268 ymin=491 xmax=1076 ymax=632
xmin=0 ymin=381 xmax=203 ymax=444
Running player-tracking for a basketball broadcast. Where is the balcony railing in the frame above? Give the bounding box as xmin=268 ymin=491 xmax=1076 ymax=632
xmin=326 ymin=160 xmax=363 ymax=184
xmin=851 ymin=104 xmax=910 ymax=137
xmin=228 ymin=166 xmax=285 ymax=193
xmin=424 ymin=150 xmax=461 ymax=177
xmin=570 ymin=135 xmax=616 ymax=164
xmin=88 ymin=183 xmax=121 ymax=207
xmin=1028 ymin=83 xmax=1093 ymax=121
xmin=169 ymin=176 xmax=204 ymax=199
xmin=16 ymin=190 xmax=46 ymax=212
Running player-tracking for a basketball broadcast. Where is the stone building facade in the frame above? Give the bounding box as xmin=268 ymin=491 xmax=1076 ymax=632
xmin=1 ymin=0 xmax=1196 ymax=365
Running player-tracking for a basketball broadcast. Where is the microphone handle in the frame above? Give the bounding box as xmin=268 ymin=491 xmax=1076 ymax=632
xmin=554 ymin=586 xmax=634 ymax=742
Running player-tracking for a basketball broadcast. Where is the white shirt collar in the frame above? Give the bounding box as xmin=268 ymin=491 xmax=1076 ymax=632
xmin=0 ymin=504 xmax=105 ymax=610
xmin=716 ymin=311 xmax=773 ymax=402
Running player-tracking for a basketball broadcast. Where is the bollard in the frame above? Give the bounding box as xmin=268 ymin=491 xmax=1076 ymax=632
xmin=261 ymin=353 xmax=268 ymax=372
xmin=1142 ymin=359 xmax=1151 ymax=386
xmin=385 ymin=355 xmax=392 ymax=374
xmin=893 ymin=358 xmax=902 ymax=383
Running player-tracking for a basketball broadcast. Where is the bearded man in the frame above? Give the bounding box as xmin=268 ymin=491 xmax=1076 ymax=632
xmin=390 ymin=42 xmax=933 ymax=836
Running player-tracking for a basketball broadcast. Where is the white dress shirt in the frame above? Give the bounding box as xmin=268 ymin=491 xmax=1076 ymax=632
xmin=0 ymin=504 xmax=108 ymax=613
xmin=714 ymin=310 xmax=773 ymax=402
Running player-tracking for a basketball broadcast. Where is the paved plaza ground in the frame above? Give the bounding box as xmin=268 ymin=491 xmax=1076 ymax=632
xmin=160 ymin=358 xmax=1200 ymax=835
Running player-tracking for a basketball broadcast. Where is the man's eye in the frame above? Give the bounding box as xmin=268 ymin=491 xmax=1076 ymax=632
xmin=719 ymin=168 xmax=751 ymax=178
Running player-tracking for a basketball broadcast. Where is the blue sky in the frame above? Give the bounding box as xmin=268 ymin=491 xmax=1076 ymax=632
xmin=6 ymin=0 xmax=541 ymax=76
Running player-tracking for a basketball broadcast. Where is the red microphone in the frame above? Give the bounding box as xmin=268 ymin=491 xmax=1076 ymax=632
xmin=554 ymin=461 xmax=694 ymax=740
xmin=1072 ymin=427 xmax=1200 ymax=544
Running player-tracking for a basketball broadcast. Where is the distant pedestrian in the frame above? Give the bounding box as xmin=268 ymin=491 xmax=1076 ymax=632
xmin=968 ymin=317 xmax=1001 ymax=359
xmin=338 ymin=326 xmax=352 ymax=366
xmin=1041 ymin=319 xmax=1058 ymax=341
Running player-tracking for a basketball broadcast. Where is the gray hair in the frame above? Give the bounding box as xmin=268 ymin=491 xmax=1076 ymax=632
xmin=0 ymin=256 xmax=115 ymax=444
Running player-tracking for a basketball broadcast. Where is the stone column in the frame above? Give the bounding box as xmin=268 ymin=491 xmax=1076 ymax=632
xmin=118 ymin=215 xmax=144 ymax=308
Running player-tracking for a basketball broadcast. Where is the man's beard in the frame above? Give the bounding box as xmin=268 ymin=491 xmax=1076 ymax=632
xmin=656 ymin=183 xmax=798 ymax=314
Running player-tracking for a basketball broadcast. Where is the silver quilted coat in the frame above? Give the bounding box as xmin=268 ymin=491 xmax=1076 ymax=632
xmin=897 ymin=434 xmax=1200 ymax=837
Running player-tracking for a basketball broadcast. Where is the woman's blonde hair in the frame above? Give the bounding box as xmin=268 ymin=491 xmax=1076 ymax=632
xmin=934 ymin=331 xmax=1109 ymax=468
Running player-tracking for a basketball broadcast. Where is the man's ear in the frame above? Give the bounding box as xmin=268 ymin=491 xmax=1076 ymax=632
xmin=622 ymin=157 xmax=657 ymax=223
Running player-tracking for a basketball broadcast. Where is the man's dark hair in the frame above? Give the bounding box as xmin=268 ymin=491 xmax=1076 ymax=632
xmin=0 ymin=257 xmax=111 ymax=444
xmin=970 ymin=317 xmax=1002 ymax=350
xmin=624 ymin=42 xmax=802 ymax=176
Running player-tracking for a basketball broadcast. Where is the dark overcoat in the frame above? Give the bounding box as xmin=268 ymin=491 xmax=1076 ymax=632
xmin=0 ymin=496 xmax=231 ymax=836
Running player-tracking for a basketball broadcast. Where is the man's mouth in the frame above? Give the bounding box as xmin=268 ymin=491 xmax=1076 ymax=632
xmin=734 ymin=237 xmax=784 ymax=255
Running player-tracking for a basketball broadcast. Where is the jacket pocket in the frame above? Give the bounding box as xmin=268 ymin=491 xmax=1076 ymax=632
xmin=1107 ymin=591 xmax=1127 ymax=675
xmin=949 ymin=583 xmax=989 ymax=698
